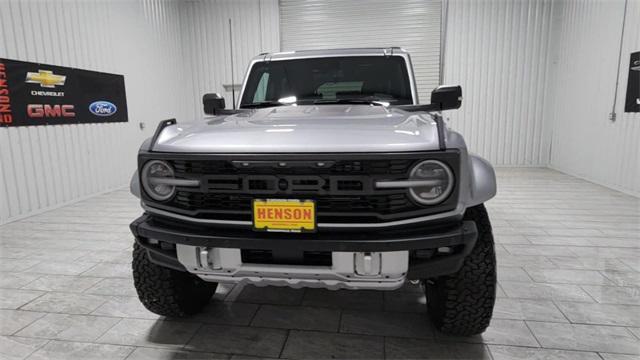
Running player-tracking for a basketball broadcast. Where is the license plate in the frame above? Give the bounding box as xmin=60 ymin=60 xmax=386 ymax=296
xmin=253 ymin=199 xmax=316 ymax=232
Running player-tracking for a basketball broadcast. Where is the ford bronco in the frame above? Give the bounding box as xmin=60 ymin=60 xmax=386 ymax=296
xmin=129 ymin=48 xmax=497 ymax=335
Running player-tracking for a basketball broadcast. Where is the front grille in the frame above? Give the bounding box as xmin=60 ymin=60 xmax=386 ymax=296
xmin=141 ymin=153 xmax=460 ymax=224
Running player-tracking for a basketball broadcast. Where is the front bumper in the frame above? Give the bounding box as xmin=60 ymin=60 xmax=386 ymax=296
xmin=130 ymin=214 xmax=477 ymax=289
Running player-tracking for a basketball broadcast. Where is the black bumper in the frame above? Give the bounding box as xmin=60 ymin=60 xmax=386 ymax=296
xmin=130 ymin=214 xmax=478 ymax=279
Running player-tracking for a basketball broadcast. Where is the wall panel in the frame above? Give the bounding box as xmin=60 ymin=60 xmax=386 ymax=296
xmin=545 ymin=0 xmax=639 ymax=196
xmin=442 ymin=0 xmax=554 ymax=166
xmin=0 ymin=0 xmax=191 ymax=224
xmin=280 ymin=0 xmax=441 ymax=104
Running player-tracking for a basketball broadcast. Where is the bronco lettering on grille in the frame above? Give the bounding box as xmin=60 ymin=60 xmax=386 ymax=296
xmin=202 ymin=175 xmax=368 ymax=194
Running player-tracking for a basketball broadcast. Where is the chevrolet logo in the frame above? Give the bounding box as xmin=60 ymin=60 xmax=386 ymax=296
xmin=25 ymin=70 xmax=66 ymax=88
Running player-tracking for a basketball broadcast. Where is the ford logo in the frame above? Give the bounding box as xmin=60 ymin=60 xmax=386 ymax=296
xmin=89 ymin=101 xmax=117 ymax=116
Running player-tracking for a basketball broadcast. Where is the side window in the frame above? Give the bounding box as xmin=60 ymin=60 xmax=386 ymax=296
xmin=252 ymin=72 xmax=270 ymax=102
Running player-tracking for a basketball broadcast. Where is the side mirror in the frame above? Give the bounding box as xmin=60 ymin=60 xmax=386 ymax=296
xmin=430 ymin=85 xmax=462 ymax=110
xmin=203 ymin=93 xmax=225 ymax=115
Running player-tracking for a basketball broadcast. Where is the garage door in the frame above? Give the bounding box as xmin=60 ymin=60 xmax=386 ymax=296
xmin=279 ymin=0 xmax=441 ymax=103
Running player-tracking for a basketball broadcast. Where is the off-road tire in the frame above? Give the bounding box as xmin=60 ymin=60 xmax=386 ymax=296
xmin=132 ymin=243 xmax=217 ymax=317
xmin=425 ymin=204 xmax=496 ymax=336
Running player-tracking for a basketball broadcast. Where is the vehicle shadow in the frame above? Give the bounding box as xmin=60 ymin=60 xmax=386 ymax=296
xmin=140 ymin=284 xmax=491 ymax=359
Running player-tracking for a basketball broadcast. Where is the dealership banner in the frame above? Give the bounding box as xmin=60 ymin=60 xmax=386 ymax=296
xmin=0 ymin=58 xmax=128 ymax=127
xmin=625 ymin=51 xmax=639 ymax=113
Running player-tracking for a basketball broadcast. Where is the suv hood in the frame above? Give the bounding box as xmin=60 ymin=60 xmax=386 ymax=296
xmin=153 ymin=105 xmax=440 ymax=153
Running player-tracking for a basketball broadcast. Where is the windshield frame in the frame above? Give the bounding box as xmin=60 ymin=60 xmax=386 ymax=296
xmin=237 ymin=53 xmax=418 ymax=109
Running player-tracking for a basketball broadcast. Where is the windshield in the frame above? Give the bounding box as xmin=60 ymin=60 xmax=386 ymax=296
xmin=240 ymin=56 xmax=413 ymax=108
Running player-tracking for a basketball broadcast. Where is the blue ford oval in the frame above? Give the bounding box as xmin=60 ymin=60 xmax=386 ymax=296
xmin=89 ymin=101 xmax=117 ymax=117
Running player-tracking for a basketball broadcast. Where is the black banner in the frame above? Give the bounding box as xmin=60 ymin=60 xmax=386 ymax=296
xmin=625 ymin=51 xmax=639 ymax=113
xmin=0 ymin=58 xmax=128 ymax=127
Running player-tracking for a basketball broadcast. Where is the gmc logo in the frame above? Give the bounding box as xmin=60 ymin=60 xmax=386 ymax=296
xmin=27 ymin=104 xmax=75 ymax=118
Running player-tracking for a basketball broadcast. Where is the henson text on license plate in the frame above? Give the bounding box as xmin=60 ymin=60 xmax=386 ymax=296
xmin=252 ymin=199 xmax=316 ymax=232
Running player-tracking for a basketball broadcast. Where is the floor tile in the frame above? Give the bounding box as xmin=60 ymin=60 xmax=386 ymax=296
xmin=581 ymin=286 xmax=640 ymax=305
xmin=251 ymin=304 xmax=340 ymax=331
xmin=601 ymin=271 xmax=640 ymax=287
xmin=91 ymin=296 xmax=160 ymax=319
xmin=21 ymin=275 xmax=102 ymax=293
xmin=22 ymin=261 xmax=97 ymax=276
xmin=555 ymin=302 xmax=640 ymax=327
xmin=26 ymin=249 xmax=90 ymax=262
xmin=0 ymin=310 xmax=46 ymax=335
xmin=493 ymin=298 xmax=568 ymax=322
xmin=301 ymin=288 xmax=383 ymax=310
xmin=0 ymin=247 xmax=35 ymax=259
xmin=80 ymin=250 xmax=132 ymax=264
xmin=186 ymin=324 xmax=287 ymax=357
xmin=500 ymin=281 xmax=594 ymax=302
xmin=81 ymin=263 xmax=132 ymax=278
xmin=599 ymin=353 xmax=640 ymax=360
xmin=0 ymin=289 xmax=44 ymax=309
xmin=15 ymin=313 xmax=119 ymax=342
xmin=488 ymin=344 xmax=602 ymax=360
xmin=0 ymin=273 xmax=40 ymax=289
xmin=527 ymin=321 xmax=640 ymax=354
xmin=281 ymin=330 xmax=384 ymax=359
xmin=628 ymin=327 xmax=640 ymax=339
xmin=497 ymin=255 xmax=555 ymax=268
xmin=84 ymin=278 xmax=137 ymax=297
xmin=229 ymin=355 xmax=277 ymax=360
xmin=97 ymin=318 xmax=201 ymax=349
xmin=383 ymin=290 xmax=427 ymax=313
xmin=526 ymin=235 xmax=593 ymax=246
xmin=525 ymin=268 xmax=615 ymax=285
xmin=20 ymin=292 xmax=107 ymax=314
xmin=0 ymin=259 xmax=41 ymax=272
xmin=190 ymin=301 xmax=259 ymax=326
xmin=619 ymin=258 xmax=640 ymax=272
xmin=26 ymin=339 xmax=133 ymax=360
xmin=236 ymin=285 xmax=304 ymax=306
xmin=497 ymin=267 xmax=533 ymax=282
xmin=0 ymin=335 xmax=48 ymax=360
xmin=494 ymin=234 xmax=531 ymax=244
xmin=437 ymin=319 xmax=539 ymax=347
xmin=547 ymin=257 xmax=633 ymax=271
xmin=126 ymin=347 xmax=229 ymax=359
xmin=340 ymin=309 xmax=433 ymax=339
xmin=504 ymin=245 xmax=570 ymax=257
xmin=385 ymin=337 xmax=491 ymax=359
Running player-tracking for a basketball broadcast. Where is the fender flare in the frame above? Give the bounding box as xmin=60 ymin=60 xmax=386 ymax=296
xmin=467 ymin=155 xmax=497 ymax=207
xmin=130 ymin=170 xmax=141 ymax=199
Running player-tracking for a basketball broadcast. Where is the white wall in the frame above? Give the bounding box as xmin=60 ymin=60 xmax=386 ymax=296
xmin=0 ymin=0 xmax=191 ymax=224
xmin=443 ymin=0 xmax=554 ymax=167
xmin=545 ymin=0 xmax=640 ymax=196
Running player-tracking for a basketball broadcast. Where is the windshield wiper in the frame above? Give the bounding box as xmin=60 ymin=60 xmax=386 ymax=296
xmin=311 ymin=98 xmax=386 ymax=105
xmin=242 ymin=101 xmax=289 ymax=109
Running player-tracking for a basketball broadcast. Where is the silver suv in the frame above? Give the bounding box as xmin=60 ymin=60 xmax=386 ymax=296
xmin=130 ymin=48 xmax=497 ymax=336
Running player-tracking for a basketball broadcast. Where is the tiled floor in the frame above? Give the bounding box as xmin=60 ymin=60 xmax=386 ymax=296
xmin=0 ymin=168 xmax=639 ymax=359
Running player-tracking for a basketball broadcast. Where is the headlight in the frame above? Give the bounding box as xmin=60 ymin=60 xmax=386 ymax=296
xmin=408 ymin=160 xmax=454 ymax=205
xmin=141 ymin=160 xmax=176 ymax=201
